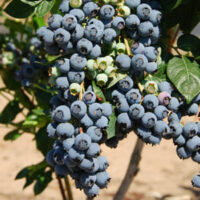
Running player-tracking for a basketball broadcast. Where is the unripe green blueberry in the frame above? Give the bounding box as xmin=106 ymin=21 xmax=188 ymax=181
xmin=97 ymin=57 xmax=108 ymax=71
xmin=116 ymin=43 xmax=126 ymax=54
xmin=105 ymin=56 xmax=114 ymax=66
xmin=144 ymin=81 xmax=158 ymax=94
xmin=96 ymin=73 xmax=108 ymax=87
xmin=118 ymin=5 xmax=131 ymax=17
xmin=87 ymin=59 xmax=97 ymax=71
xmin=70 ymin=0 xmax=82 ymax=8
xmin=70 ymin=83 xmax=81 ymax=95
xmin=105 ymin=66 xmax=117 ymax=77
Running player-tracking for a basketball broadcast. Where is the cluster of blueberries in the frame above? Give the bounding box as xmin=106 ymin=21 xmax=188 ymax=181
xmin=34 ymin=0 xmax=200 ymax=196
xmin=46 ymin=56 xmax=113 ymax=197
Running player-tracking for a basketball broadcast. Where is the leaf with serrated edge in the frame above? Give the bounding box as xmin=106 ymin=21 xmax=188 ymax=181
xmin=167 ymin=57 xmax=200 ymax=103
xmin=92 ymin=81 xmax=106 ymax=102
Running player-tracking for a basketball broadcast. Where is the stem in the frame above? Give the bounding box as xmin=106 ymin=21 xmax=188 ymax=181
xmin=64 ymin=176 xmax=73 ymax=200
xmin=1 ymin=0 xmax=7 ymax=8
xmin=113 ymin=138 xmax=144 ymax=200
xmin=57 ymin=176 xmax=68 ymax=200
xmin=124 ymin=38 xmax=131 ymax=56
xmin=33 ymin=83 xmax=56 ymax=94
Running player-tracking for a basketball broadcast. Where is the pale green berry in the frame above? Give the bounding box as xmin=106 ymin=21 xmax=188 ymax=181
xmin=118 ymin=5 xmax=131 ymax=17
xmin=97 ymin=57 xmax=108 ymax=71
xmin=144 ymin=81 xmax=158 ymax=94
xmin=96 ymin=73 xmax=108 ymax=87
xmin=70 ymin=83 xmax=81 ymax=96
xmin=51 ymin=66 xmax=61 ymax=77
xmin=2 ymin=52 xmax=15 ymax=65
xmin=116 ymin=43 xmax=126 ymax=54
xmin=105 ymin=66 xmax=117 ymax=77
xmin=70 ymin=0 xmax=82 ymax=8
xmin=105 ymin=56 xmax=114 ymax=66
xmin=87 ymin=59 xmax=96 ymax=71
xmin=111 ymin=41 xmax=117 ymax=49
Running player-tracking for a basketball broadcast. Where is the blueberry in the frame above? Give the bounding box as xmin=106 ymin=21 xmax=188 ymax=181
xmin=112 ymin=17 xmax=125 ymax=30
xmin=71 ymin=100 xmax=87 ymax=119
xmin=56 ymin=77 xmax=69 ymax=90
xmin=89 ymin=103 xmax=103 ymax=120
xmin=69 ymin=9 xmax=85 ymax=23
xmin=137 ymin=3 xmax=152 ymax=20
xmin=192 ymin=175 xmax=200 ymax=188
xmin=95 ymin=116 xmax=109 ymax=129
xmin=80 ymin=173 xmax=96 ymax=188
xmin=68 ymin=147 xmax=85 ymax=163
xmin=158 ymin=81 xmax=173 ymax=94
xmin=126 ymin=89 xmax=141 ymax=104
xmin=192 ymin=151 xmax=200 ymax=163
xmin=149 ymin=10 xmax=162 ymax=26
xmin=115 ymin=54 xmax=131 ymax=71
xmin=75 ymin=133 xmax=91 ymax=151
xmin=102 ymin=103 xmax=112 ymax=117
xmin=88 ymin=19 xmax=105 ymax=30
xmin=117 ymin=76 xmax=134 ymax=93
xmin=46 ymin=150 xmax=56 ymax=166
xmin=77 ymin=38 xmax=93 ymax=55
xmin=56 ymin=123 xmax=75 ymax=138
xmin=52 ymin=105 xmax=71 ymax=123
xmin=139 ymin=37 xmax=152 ymax=47
xmin=100 ymin=5 xmax=115 ymax=20
xmin=154 ymin=105 xmax=168 ymax=120
xmin=68 ymin=71 xmax=85 ymax=84
xmin=117 ymin=112 xmax=132 ymax=131
xmin=54 ymin=28 xmax=71 ymax=45
xmin=143 ymin=94 xmax=159 ymax=110
xmin=47 ymin=122 xmax=57 ymax=139
xmin=83 ymin=2 xmax=98 ymax=17
xmin=146 ymin=134 xmax=162 ymax=145
xmin=173 ymin=134 xmax=186 ymax=146
xmin=129 ymin=104 xmax=144 ymax=120
xmin=145 ymin=62 xmax=157 ymax=73
xmin=96 ymin=171 xmax=110 ymax=188
xmin=125 ymin=14 xmax=140 ymax=29
xmin=186 ymin=136 xmax=200 ymax=152
xmin=112 ymin=90 xmax=125 ymax=103
xmin=89 ymin=44 xmax=102 ymax=59
xmin=63 ymin=138 xmax=75 ymax=151
xmin=169 ymin=122 xmax=183 ymax=138
xmin=131 ymin=42 xmax=145 ymax=54
xmin=138 ymin=21 xmax=154 ymax=37
xmin=63 ymin=154 xmax=77 ymax=168
xmin=87 ymin=126 xmax=103 ymax=143
xmin=81 ymin=114 xmax=94 ymax=127
xmin=22 ymin=64 xmax=35 ymax=78
xmin=53 ymin=148 xmax=65 ymax=165
xmin=86 ymin=143 xmax=101 ymax=158
xmin=141 ymin=112 xmax=157 ymax=128
xmin=48 ymin=14 xmax=62 ymax=30
xmin=62 ymin=14 xmax=77 ymax=31
xmin=85 ymin=24 xmax=104 ymax=43
xmin=137 ymin=126 xmax=151 ymax=140
xmin=115 ymin=98 xmax=129 ymax=113
xmin=55 ymin=165 xmax=69 ymax=177
xmin=104 ymin=28 xmax=117 ymax=44
xmin=144 ymin=47 xmax=158 ymax=62
xmin=125 ymin=0 xmax=141 ymax=9
xmin=168 ymin=97 xmax=180 ymax=112
xmin=71 ymin=24 xmax=84 ymax=42
xmin=153 ymin=121 xmax=169 ymax=136
xmin=187 ymin=103 xmax=199 ymax=116
xmin=70 ymin=53 xmax=87 ymax=70
xmin=84 ymin=184 xmax=100 ymax=197
xmin=176 ymin=146 xmax=192 ymax=159
xmin=79 ymin=158 xmax=94 ymax=171
xmin=82 ymin=91 xmax=96 ymax=105
xmin=57 ymin=58 xmax=70 ymax=74
xmin=131 ymin=54 xmax=148 ymax=71
xmin=97 ymin=156 xmax=109 ymax=171
xmin=59 ymin=0 xmax=70 ymax=13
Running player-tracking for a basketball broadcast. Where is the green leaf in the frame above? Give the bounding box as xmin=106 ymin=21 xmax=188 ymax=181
xmin=106 ymin=108 xmax=117 ymax=139
xmin=177 ymin=34 xmax=200 ymax=57
xmin=33 ymin=16 xmax=46 ymax=29
xmin=106 ymin=73 xmax=127 ymax=89
xmin=35 ymin=89 xmax=52 ymax=109
xmin=35 ymin=0 xmax=55 ymax=17
xmin=151 ymin=62 xmax=167 ymax=82
xmin=35 ymin=128 xmax=54 ymax=156
xmin=167 ymin=57 xmax=200 ymax=103
xmin=92 ymin=81 xmax=106 ymax=102
xmin=21 ymin=0 xmax=42 ymax=6
xmin=0 ymin=101 xmax=21 ymax=124
xmin=15 ymin=90 xmax=33 ymax=109
xmin=23 ymin=114 xmax=38 ymax=128
xmin=51 ymin=0 xmax=63 ymax=13
xmin=34 ymin=171 xmax=52 ymax=195
xmin=4 ymin=129 xmax=21 ymax=141
xmin=4 ymin=0 xmax=35 ymax=18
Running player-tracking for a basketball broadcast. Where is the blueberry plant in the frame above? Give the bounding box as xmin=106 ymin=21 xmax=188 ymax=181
xmin=0 ymin=0 xmax=200 ymax=199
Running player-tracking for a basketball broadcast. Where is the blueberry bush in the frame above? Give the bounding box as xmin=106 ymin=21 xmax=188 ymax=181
xmin=0 ymin=0 xmax=200 ymax=199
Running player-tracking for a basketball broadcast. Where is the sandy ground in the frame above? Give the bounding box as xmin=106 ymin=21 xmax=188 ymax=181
xmin=0 ymin=93 xmax=200 ymax=200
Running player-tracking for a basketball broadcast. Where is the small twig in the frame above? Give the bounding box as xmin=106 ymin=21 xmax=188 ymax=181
xmin=57 ymin=176 xmax=68 ymax=200
xmin=113 ymin=138 xmax=144 ymax=200
xmin=64 ymin=176 xmax=73 ymax=200
xmin=124 ymin=38 xmax=131 ymax=56
xmin=79 ymin=81 xmax=84 ymax=100
xmin=33 ymin=83 xmax=56 ymax=94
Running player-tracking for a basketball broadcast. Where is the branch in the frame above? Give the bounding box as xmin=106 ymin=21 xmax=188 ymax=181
xmin=113 ymin=138 xmax=144 ymax=200
xmin=57 ymin=176 xmax=68 ymax=200
xmin=64 ymin=176 xmax=73 ymax=200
